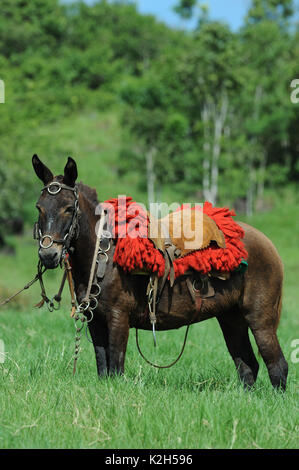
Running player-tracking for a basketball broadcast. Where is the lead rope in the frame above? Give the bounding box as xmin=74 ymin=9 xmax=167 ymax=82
xmin=72 ymin=311 xmax=88 ymax=375
xmin=72 ymin=210 xmax=107 ymax=375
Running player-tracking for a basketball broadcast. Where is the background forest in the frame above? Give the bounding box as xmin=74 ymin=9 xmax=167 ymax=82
xmin=0 ymin=0 xmax=298 ymax=237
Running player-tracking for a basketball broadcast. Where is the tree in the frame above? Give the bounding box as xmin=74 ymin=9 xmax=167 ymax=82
xmin=239 ymin=0 xmax=295 ymax=212
xmin=246 ymin=0 xmax=294 ymax=23
xmin=0 ymin=0 xmax=182 ymax=232
xmin=176 ymin=22 xmax=241 ymax=204
xmin=173 ymin=0 xmax=198 ymax=20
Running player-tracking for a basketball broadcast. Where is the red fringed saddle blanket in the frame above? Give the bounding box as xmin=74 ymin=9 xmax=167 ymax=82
xmin=101 ymin=197 xmax=248 ymax=279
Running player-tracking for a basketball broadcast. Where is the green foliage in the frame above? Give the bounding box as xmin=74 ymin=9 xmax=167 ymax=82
xmin=246 ymin=0 xmax=294 ymax=23
xmin=173 ymin=0 xmax=198 ymax=19
xmin=120 ymin=0 xmax=298 ymax=206
xmin=0 ymin=0 xmax=174 ymax=233
xmin=0 ymin=0 xmax=298 ymax=236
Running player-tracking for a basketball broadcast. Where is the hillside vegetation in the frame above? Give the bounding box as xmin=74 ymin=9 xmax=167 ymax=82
xmin=0 ymin=0 xmax=298 ymax=241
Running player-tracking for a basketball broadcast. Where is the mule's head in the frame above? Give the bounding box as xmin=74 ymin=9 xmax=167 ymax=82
xmin=32 ymin=155 xmax=79 ymax=269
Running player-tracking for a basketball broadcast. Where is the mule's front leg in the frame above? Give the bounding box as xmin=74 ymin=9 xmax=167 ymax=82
xmin=108 ymin=308 xmax=129 ymax=375
xmin=88 ymin=315 xmax=109 ymax=377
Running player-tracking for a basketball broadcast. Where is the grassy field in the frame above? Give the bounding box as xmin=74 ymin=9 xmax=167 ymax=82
xmin=0 ymin=199 xmax=298 ymax=450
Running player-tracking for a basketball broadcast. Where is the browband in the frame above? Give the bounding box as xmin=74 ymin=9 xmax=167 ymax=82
xmin=41 ymin=181 xmax=78 ymax=195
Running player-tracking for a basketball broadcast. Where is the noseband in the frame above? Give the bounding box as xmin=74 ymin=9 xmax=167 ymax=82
xmin=34 ymin=181 xmax=79 ymax=253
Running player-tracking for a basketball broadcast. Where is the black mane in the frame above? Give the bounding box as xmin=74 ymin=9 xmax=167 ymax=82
xmin=51 ymin=175 xmax=99 ymax=207
xmin=76 ymin=181 xmax=99 ymax=207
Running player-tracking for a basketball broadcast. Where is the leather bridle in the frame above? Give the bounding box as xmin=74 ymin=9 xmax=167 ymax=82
xmin=34 ymin=181 xmax=79 ymax=253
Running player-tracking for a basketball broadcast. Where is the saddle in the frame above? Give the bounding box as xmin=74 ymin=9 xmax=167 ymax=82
xmin=146 ymin=208 xmax=228 ymax=306
xmin=152 ymin=208 xmax=226 ymax=256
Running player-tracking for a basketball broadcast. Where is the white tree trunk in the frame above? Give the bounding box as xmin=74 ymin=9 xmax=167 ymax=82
xmin=202 ymin=104 xmax=212 ymax=201
xmin=246 ymin=85 xmax=263 ymax=214
xmin=255 ymin=152 xmax=267 ymax=211
xmin=246 ymin=165 xmax=255 ymax=217
xmin=205 ymin=90 xmax=229 ymax=205
xmin=146 ymin=147 xmax=156 ymax=208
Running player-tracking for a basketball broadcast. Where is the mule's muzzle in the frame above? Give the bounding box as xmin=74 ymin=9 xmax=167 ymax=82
xmin=39 ymin=244 xmax=62 ymax=269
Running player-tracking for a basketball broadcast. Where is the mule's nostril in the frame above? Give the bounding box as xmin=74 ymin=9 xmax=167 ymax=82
xmin=40 ymin=251 xmax=56 ymax=260
xmin=39 ymin=249 xmax=60 ymax=269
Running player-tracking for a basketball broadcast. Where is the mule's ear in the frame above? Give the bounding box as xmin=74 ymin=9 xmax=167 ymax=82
xmin=63 ymin=157 xmax=78 ymax=187
xmin=32 ymin=154 xmax=54 ymax=185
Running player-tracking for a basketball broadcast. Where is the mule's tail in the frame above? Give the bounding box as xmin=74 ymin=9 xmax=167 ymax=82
xmin=274 ymin=288 xmax=283 ymax=333
xmin=257 ymin=287 xmax=283 ymax=358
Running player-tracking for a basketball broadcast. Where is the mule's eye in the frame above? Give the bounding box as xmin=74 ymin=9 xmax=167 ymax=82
xmin=65 ymin=206 xmax=73 ymax=214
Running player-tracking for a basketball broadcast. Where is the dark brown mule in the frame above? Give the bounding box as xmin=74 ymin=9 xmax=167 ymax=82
xmin=32 ymin=156 xmax=288 ymax=390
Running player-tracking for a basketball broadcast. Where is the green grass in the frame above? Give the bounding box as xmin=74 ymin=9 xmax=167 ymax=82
xmin=0 ymin=308 xmax=298 ymax=449
xmin=0 ymin=189 xmax=298 ymax=448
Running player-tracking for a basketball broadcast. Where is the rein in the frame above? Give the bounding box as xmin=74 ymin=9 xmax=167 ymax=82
xmin=1 ymin=183 xmax=193 ymax=373
xmin=31 ymin=180 xmax=80 ymax=314
xmin=0 ymin=256 xmax=75 ymax=314
xmin=135 ymin=325 xmax=191 ymax=369
xmin=134 ymin=274 xmax=198 ymax=370
xmin=0 ymin=180 xmax=80 ymax=370
xmin=0 ymin=251 xmax=80 ymax=375
xmin=0 ymin=264 xmax=46 ymax=308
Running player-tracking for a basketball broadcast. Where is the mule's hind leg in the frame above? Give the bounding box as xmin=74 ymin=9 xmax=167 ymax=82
xmin=245 ymin=314 xmax=288 ymax=390
xmin=217 ymin=309 xmax=259 ymax=388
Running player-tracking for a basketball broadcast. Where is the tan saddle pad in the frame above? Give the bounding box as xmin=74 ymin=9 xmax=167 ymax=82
xmin=149 ymin=208 xmax=226 ymax=257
